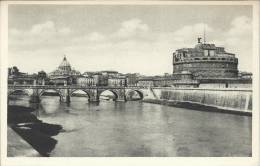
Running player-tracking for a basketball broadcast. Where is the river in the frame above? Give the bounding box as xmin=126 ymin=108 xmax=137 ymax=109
xmin=8 ymin=95 xmax=252 ymax=157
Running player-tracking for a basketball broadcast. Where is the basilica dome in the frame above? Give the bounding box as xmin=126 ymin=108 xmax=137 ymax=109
xmin=49 ymin=56 xmax=81 ymax=77
xmin=58 ymin=56 xmax=72 ymax=72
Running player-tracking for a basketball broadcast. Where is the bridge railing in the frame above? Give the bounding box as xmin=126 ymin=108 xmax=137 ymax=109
xmin=8 ymin=85 xmax=149 ymax=89
xmin=8 ymin=84 xmax=251 ymax=92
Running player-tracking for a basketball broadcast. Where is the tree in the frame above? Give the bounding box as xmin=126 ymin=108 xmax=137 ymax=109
xmin=37 ymin=70 xmax=47 ymax=79
xmin=13 ymin=66 xmax=20 ymax=75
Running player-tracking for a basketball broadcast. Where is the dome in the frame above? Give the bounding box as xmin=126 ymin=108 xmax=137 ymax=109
xmin=58 ymin=56 xmax=71 ymax=71
xmin=49 ymin=55 xmax=81 ymax=77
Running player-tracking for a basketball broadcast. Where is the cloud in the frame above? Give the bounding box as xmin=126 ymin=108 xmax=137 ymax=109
xmin=115 ymin=18 xmax=149 ymax=38
xmin=10 ymin=28 xmax=21 ymax=36
xmin=9 ymin=17 xmax=253 ymax=74
xmin=212 ymin=16 xmax=252 ymax=72
xmin=9 ymin=21 xmax=73 ymax=51
xmin=228 ymin=16 xmax=252 ymax=36
xmin=58 ymin=27 xmax=72 ymax=35
xmin=9 ymin=18 xmax=150 ymax=52
xmin=30 ymin=21 xmax=56 ymax=34
xmin=222 ymin=16 xmax=252 ymax=52
xmin=29 ymin=21 xmax=72 ymax=36
xmin=173 ymin=23 xmax=213 ymax=43
xmin=88 ymin=32 xmax=105 ymax=41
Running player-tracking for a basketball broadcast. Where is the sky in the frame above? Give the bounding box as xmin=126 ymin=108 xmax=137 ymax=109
xmin=8 ymin=5 xmax=253 ymax=75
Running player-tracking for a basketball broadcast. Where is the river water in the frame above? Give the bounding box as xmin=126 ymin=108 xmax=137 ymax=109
xmin=9 ymin=96 xmax=252 ymax=157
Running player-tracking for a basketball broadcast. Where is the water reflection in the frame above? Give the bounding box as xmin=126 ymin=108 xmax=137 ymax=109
xmin=8 ymin=96 xmax=252 ymax=157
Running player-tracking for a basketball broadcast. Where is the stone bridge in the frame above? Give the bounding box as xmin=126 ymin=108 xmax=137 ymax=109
xmin=8 ymin=85 xmax=149 ymax=103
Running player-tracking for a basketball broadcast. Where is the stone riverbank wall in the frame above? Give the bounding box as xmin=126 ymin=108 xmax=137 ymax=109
xmin=143 ymin=87 xmax=252 ymax=115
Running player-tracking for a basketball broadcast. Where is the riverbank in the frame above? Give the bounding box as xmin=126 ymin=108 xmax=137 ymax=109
xmin=8 ymin=105 xmax=63 ymax=157
xmin=142 ymin=99 xmax=252 ymax=116
xmin=7 ymin=127 xmax=40 ymax=157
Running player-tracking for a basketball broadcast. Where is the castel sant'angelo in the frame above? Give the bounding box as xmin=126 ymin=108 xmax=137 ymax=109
xmin=173 ymin=37 xmax=238 ymax=79
xmin=171 ymin=37 xmax=252 ymax=88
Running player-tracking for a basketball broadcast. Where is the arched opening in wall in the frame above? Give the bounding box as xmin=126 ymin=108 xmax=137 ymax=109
xmin=8 ymin=90 xmax=31 ymax=107
xmin=99 ymin=90 xmax=118 ymax=102
xmin=70 ymin=90 xmax=90 ymax=103
xmin=126 ymin=90 xmax=143 ymax=101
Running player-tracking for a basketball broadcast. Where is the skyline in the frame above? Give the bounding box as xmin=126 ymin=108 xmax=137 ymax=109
xmin=8 ymin=5 xmax=253 ymax=75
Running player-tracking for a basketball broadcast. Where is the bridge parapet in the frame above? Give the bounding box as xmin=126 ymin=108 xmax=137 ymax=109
xmin=8 ymin=85 xmax=149 ymax=89
xmin=8 ymin=85 xmax=149 ymax=103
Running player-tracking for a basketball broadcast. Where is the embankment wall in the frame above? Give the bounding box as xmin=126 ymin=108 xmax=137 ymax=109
xmin=143 ymin=87 xmax=252 ymax=114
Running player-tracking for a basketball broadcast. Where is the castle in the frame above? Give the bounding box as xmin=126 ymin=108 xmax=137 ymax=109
xmin=138 ymin=38 xmax=252 ymax=88
xmin=173 ymin=38 xmax=238 ymax=79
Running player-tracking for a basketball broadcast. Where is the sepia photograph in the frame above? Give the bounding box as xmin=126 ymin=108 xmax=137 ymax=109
xmin=0 ymin=0 xmax=259 ymax=166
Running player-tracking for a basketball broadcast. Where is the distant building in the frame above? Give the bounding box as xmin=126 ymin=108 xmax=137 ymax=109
xmin=108 ymin=75 xmax=126 ymax=87
xmin=125 ymin=73 xmax=139 ymax=86
xmin=8 ymin=74 xmax=37 ymax=85
xmin=137 ymin=77 xmax=154 ymax=87
xmin=100 ymin=70 xmax=119 ymax=77
xmin=83 ymin=71 xmax=108 ymax=86
xmin=48 ymin=56 xmax=81 ymax=85
xmin=76 ymin=75 xmax=95 ymax=86
xmin=8 ymin=66 xmax=37 ymax=85
xmin=82 ymin=70 xmax=127 ymax=86
xmin=143 ymin=72 xmax=199 ymax=88
xmin=82 ymin=71 xmax=100 ymax=77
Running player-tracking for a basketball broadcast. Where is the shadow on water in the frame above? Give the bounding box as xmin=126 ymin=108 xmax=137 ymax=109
xmin=8 ymin=105 xmax=63 ymax=157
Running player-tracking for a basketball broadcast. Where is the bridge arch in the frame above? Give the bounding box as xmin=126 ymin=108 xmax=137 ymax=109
xmin=125 ymin=89 xmax=144 ymax=100
xmin=39 ymin=89 xmax=63 ymax=100
xmin=8 ymin=89 xmax=31 ymax=96
xmin=99 ymin=89 xmax=119 ymax=101
xmin=69 ymin=89 xmax=91 ymax=101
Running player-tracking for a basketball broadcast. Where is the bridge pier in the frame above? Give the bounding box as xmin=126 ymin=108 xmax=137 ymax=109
xmin=30 ymin=95 xmax=40 ymax=103
xmin=116 ymin=89 xmax=126 ymax=102
xmin=89 ymin=89 xmax=100 ymax=103
xmin=60 ymin=89 xmax=71 ymax=103
xmin=30 ymin=88 xmax=40 ymax=103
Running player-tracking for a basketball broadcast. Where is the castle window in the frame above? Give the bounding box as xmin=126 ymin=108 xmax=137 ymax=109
xmin=221 ymin=58 xmax=226 ymax=60
xmin=204 ymin=50 xmax=209 ymax=56
xmin=209 ymin=50 xmax=215 ymax=56
xmin=203 ymin=58 xmax=207 ymax=60
xmin=210 ymin=58 xmax=216 ymax=60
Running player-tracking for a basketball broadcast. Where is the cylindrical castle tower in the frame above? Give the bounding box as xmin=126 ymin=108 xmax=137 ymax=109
xmin=172 ymin=38 xmax=238 ymax=79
